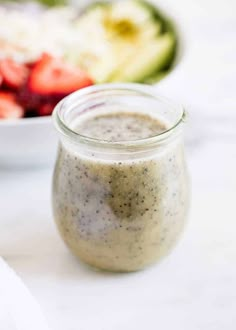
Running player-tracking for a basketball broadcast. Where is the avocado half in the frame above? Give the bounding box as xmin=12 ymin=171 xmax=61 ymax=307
xmin=73 ymin=0 xmax=178 ymax=84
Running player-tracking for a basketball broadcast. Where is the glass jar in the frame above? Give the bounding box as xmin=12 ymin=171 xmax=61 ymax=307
xmin=52 ymin=83 xmax=190 ymax=272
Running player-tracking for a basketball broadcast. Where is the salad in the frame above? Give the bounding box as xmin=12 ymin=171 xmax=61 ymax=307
xmin=0 ymin=0 xmax=177 ymax=119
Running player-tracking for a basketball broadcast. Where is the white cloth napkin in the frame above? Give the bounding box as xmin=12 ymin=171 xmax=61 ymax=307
xmin=0 ymin=257 xmax=51 ymax=330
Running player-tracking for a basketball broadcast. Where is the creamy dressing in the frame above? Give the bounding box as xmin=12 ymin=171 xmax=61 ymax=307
xmin=74 ymin=112 xmax=167 ymax=141
xmin=53 ymin=111 xmax=189 ymax=271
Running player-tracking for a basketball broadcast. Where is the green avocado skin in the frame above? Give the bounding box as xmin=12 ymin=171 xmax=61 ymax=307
xmin=137 ymin=0 xmax=178 ymax=83
xmin=40 ymin=0 xmax=67 ymax=5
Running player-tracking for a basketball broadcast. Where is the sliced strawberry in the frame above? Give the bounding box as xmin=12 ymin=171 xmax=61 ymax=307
xmin=17 ymin=86 xmax=43 ymax=110
xmin=0 ymin=58 xmax=29 ymax=89
xmin=38 ymin=103 xmax=55 ymax=116
xmin=25 ymin=61 xmax=37 ymax=70
xmin=28 ymin=53 xmax=94 ymax=95
xmin=0 ymin=73 xmax=2 ymax=87
xmin=0 ymin=92 xmax=24 ymax=119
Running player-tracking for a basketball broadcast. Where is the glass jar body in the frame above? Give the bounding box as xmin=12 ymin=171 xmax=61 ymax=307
xmin=52 ymin=135 xmax=189 ymax=272
xmin=52 ymin=83 xmax=190 ymax=272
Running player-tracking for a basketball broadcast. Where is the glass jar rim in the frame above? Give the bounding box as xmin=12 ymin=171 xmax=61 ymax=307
xmin=53 ymin=83 xmax=186 ymax=149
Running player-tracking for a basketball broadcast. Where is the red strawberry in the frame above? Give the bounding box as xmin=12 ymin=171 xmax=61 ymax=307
xmin=17 ymin=86 xmax=43 ymax=110
xmin=28 ymin=53 xmax=94 ymax=95
xmin=0 ymin=58 xmax=29 ymax=89
xmin=38 ymin=103 xmax=56 ymax=116
xmin=0 ymin=92 xmax=24 ymax=119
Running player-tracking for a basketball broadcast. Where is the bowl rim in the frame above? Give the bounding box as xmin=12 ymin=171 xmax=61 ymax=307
xmin=0 ymin=116 xmax=52 ymax=126
xmin=0 ymin=0 xmax=185 ymax=127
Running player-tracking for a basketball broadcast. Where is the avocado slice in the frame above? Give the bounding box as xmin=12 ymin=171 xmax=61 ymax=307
xmin=109 ymin=33 xmax=175 ymax=83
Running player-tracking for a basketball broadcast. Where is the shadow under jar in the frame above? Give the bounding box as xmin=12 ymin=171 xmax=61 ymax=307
xmin=52 ymin=83 xmax=190 ymax=272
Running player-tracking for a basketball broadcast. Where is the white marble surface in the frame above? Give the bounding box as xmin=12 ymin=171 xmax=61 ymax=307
xmin=1 ymin=0 xmax=236 ymax=329
xmin=0 ymin=257 xmax=51 ymax=330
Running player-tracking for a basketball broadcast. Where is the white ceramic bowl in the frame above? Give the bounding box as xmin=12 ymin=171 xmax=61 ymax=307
xmin=0 ymin=116 xmax=57 ymax=168
xmin=0 ymin=1 xmax=185 ymax=168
